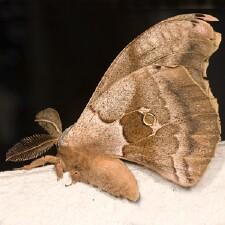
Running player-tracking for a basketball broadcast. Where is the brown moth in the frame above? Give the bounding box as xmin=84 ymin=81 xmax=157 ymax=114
xmin=6 ymin=13 xmax=221 ymax=201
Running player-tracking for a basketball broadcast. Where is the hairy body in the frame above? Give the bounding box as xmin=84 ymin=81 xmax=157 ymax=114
xmin=58 ymin=146 xmax=139 ymax=201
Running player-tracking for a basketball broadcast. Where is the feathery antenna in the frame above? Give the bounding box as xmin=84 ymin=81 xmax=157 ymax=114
xmin=6 ymin=134 xmax=58 ymax=161
xmin=6 ymin=108 xmax=62 ymax=162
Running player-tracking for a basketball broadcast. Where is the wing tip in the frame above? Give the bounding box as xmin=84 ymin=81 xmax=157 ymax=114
xmin=195 ymin=13 xmax=219 ymax=22
xmin=164 ymin=13 xmax=219 ymax=23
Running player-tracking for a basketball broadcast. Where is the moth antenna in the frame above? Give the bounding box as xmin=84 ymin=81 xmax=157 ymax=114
xmin=35 ymin=108 xmax=62 ymax=137
xmin=6 ymin=134 xmax=58 ymax=162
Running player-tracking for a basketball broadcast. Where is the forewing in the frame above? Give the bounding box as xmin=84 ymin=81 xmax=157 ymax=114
xmin=88 ymin=13 xmax=221 ymax=105
xmin=6 ymin=134 xmax=58 ymax=162
xmin=35 ymin=108 xmax=62 ymax=137
xmin=64 ymin=13 xmax=221 ymax=139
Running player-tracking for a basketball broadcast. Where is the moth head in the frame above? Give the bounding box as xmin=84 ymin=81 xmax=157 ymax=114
xmin=6 ymin=108 xmax=63 ymax=162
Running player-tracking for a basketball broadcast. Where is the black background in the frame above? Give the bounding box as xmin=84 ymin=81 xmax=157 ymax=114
xmin=0 ymin=0 xmax=225 ymax=171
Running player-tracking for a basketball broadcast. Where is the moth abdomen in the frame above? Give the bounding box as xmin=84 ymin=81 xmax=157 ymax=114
xmin=86 ymin=154 xmax=139 ymax=201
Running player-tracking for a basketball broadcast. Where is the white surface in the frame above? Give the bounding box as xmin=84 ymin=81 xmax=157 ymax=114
xmin=0 ymin=142 xmax=225 ymax=225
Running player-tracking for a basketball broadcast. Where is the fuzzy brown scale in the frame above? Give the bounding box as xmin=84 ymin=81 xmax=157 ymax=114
xmin=57 ymin=146 xmax=139 ymax=201
xmin=120 ymin=111 xmax=154 ymax=143
xmin=5 ymin=13 xmax=221 ymax=201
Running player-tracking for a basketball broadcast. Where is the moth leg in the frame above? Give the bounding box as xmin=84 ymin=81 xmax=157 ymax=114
xmin=65 ymin=170 xmax=81 ymax=186
xmin=19 ymin=155 xmax=65 ymax=180
xmin=55 ymin=159 xmax=65 ymax=180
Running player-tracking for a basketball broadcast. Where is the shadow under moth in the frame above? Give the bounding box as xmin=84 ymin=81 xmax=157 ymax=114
xmin=6 ymin=13 xmax=221 ymax=201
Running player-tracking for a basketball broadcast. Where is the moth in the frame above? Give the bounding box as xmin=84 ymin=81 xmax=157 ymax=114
xmin=6 ymin=13 xmax=221 ymax=201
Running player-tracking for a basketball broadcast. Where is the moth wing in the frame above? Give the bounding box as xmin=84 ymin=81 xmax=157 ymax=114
xmin=60 ymin=14 xmax=221 ymax=187
xmin=61 ymin=65 xmax=220 ymax=187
